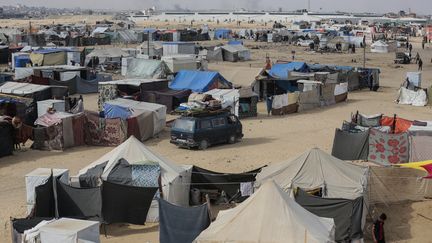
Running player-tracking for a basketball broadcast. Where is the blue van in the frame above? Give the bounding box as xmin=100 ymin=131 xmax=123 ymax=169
xmin=170 ymin=112 xmax=243 ymax=150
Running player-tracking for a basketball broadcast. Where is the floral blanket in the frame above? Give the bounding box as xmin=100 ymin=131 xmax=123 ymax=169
xmin=368 ymin=129 xmax=409 ymax=165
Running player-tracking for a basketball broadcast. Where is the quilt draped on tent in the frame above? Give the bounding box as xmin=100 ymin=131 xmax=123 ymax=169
xmin=368 ymin=129 xmax=409 ymax=165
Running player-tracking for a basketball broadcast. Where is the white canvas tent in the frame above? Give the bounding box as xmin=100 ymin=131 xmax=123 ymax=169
xmin=194 ymin=180 xmax=335 ymax=243
xmin=39 ymin=218 xmax=99 ymax=243
xmin=397 ymin=87 xmax=428 ymax=106
xmin=76 ymin=136 xmax=192 ymax=222
xmin=255 ymin=148 xmax=369 ymax=199
xmin=371 ymin=40 xmax=396 ymax=53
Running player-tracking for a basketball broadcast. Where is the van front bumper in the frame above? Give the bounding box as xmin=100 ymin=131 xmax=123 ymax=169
xmin=170 ymin=139 xmax=198 ymax=147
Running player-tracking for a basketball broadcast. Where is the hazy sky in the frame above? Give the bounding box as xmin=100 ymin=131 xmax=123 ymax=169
xmin=2 ymin=0 xmax=432 ymax=14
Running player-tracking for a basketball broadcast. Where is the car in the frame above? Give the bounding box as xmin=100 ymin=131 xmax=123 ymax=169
xmin=296 ymin=39 xmax=314 ymax=47
xmin=170 ymin=112 xmax=243 ymax=150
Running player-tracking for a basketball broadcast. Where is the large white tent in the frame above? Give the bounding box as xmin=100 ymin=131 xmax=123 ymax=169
xmin=75 ymin=136 xmax=192 ymax=221
xmin=255 ymin=148 xmax=369 ymax=199
xmin=194 ymin=180 xmax=335 ymax=243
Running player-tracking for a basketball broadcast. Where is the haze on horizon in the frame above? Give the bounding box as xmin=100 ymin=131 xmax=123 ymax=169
xmin=1 ymin=0 xmax=431 ymax=15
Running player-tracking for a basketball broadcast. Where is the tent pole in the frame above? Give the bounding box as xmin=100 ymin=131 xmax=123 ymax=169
xmin=393 ymin=114 xmax=397 ymax=134
xmin=205 ymin=194 xmax=214 ymax=221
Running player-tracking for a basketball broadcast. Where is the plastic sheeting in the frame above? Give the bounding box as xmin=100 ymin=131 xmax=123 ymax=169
xmin=295 ymin=189 xmax=364 ymax=242
xmin=397 ymin=87 xmax=428 ymax=106
xmin=170 ymin=70 xmax=232 ymax=92
xmin=332 ymin=129 xmax=369 ymax=161
xmin=159 ymin=199 xmax=210 ymax=243
xmin=267 ymin=62 xmax=310 ymax=80
xmin=126 ymin=59 xmax=170 ymax=79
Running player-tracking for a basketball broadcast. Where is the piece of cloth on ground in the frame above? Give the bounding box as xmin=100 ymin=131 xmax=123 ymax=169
xmin=102 ymin=181 xmax=157 ymax=224
xmin=368 ymin=129 xmax=409 ymax=165
xmin=159 ymin=199 xmax=210 ymax=243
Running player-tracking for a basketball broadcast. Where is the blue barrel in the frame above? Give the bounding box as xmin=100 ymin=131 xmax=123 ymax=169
xmin=15 ymin=56 xmax=30 ymax=67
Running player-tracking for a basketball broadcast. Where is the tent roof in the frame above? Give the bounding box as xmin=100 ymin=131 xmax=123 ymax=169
xmin=87 ymin=48 xmax=130 ymax=58
xmin=267 ymin=62 xmax=310 ymax=80
xmin=221 ymin=44 xmax=249 ymax=53
xmin=169 ymin=70 xmax=232 ymax=92
xmin=125 ymin=59 xmax=169 ymax=79
xmin=194 ymin=180 xmax=335 ymax=243
xmin=208 ymin=64 xmax=262 ymax=88
xmin=105 ymin=98 xmax=166 ymax=117
xmin=78 ymin=136 xmax=183 ymax=181
xmin=255 ymin=148 xmax=369 ymax=199
xmin=0 ymin=82 xmax=50 ymax=95
xmin=100 ymin=78 xmax=167 ymax=87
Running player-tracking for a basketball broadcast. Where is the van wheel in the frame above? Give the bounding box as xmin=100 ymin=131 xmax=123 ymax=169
xmin=199 ymin=140 xmax=209 ymax=150
xmin=228 ymin=135 xmax=236 ymax=144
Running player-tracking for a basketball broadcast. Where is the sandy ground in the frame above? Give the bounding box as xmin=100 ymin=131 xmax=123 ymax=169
xmin=1 ymin=22 xmax=432 ymax=242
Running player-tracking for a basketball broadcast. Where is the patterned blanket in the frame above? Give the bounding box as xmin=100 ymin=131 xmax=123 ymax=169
xmin=368 ymin=129 xmax=409 ymax=165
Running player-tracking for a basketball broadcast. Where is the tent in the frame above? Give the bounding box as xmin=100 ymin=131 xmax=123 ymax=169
xmin=86 ymin=48 xmax=130 ymax=64
xmin=198 ymin=46 xmax=223 ymax=62
xmin=169 ymin=70 xmax=232 ymax=93
xmin=371 ymin=40 xmax=396 ymax=53
xmin=397 ymin=87 xmax=428 ymax=106
xmin=30 ymin=49 xmax=67 ymax=66
xmin=76 ymin=136 xmax=192 ymax=222
xmin=104 ymin=98 xmax=166 ymax=139
xmin=267 ymin=62 xmax=310 ymax=80
xmin=221 ymin=44 xmax=251 ymax=62
xmin=255 ymin=148 xmax=369 ymax=200
xmin=126 ymin=59 xmax=170 ymax=79
xmin=214 ymin=29 xmax=231 ymax=39
xmin=39 ymin=218 xmax=99 ymax=243
xmin=194 ymin=180 xmax=335 ymax=243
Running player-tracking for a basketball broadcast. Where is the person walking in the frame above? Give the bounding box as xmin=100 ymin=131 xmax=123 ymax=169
xmin=372 ymin=213 xmax=387 ymax=243
xmin=418 ymin=58 xmax=423 ymax=71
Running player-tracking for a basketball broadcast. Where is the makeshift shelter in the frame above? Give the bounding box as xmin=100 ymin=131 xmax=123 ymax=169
xmin=32 ymin=112 xmax=86 ymax=151
xmin=76 ymin=136 xmax=192 ymax=222
xmin=125 ymin=59 xmax=170 ymax=79
xmin=30 ymin=49 xmax=67 ymax=66
xmin=204 ymin=89 xmax=240 ymax=116
xmin=255 ymin=148 xmax=369 ymax=200
xmin=169 ymin=70 xmax=232 ymax=93
xmin=97 ymin=79 xmax=169 ymax=111
xmin=221 ymin=44 xmax=251 ymax=62
xmin=103 ymin=98 xmax=166 ymax=140
xmin=86 ymin=48 xmax=130 ymax=64
xmin=198 ymin=46 xmax=223 ymax=62
xmin=267 ymin=62 xmax=310 ymax=80
xmin=39 ymin=218 xmax=99 ymax=243
xmin=214 ymin=29 xmax=231 ymax=39
xmin=162 ymin=42 xmax=196 ymax=56
xmin=194 ymin=180 xmax=335 ymax=243
xmin=161 ymin=55 xmax=197 ymax=73
xmin=397 ymin=87 xmax=428 ymax=106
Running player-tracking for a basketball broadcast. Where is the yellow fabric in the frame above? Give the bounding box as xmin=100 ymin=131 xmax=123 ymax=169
xmin=29 ymin=53 xmax=44 ymax=66
xmin=287 ymin=92 xmax=300 ymax=105
xmin=42 ymin=52 xmax=66 ymax=66
xmin=398 ymin=161 xmax=432 ymax=171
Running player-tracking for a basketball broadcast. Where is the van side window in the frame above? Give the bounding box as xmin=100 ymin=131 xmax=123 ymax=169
xmin=212 ymin=117 xmax=226 ymax=127
xmin=200 ymin=120 xmax=212 ymax=129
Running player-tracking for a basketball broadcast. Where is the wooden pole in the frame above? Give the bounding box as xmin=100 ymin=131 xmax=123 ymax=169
xmin=205 ymin=194 xmax=213 ymax=221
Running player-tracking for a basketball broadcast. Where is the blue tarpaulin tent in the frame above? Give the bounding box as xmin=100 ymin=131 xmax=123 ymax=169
xmin=169 ymin=70 xmax=232 ymax=92
xmin=214 ymin=29 xmax=231 ymax=40
xmin=268 ymin=62 xmax=310 ymax=80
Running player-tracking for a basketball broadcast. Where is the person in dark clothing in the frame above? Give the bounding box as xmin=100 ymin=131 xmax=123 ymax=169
xmin=409 ymin=43 xmax=413 ymax=53
xmin=418 ymin=58 xmax=423 ymax=71
xmin=372 ymin=213 xmax=387 ymax=243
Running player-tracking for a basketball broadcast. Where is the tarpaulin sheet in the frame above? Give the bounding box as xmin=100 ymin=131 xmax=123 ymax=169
xmin=191 ymin=166 xmax=262 ymax=199
xmin=49 ymin=77 xmax=77 ymax=95
xmin=159 ymin=199 xmax=210 ymax=243
xmin=101 ymin=181 xmax=157 ymax=224
xmin=332 ymin=129 xmax=369 ymax=161
xmin=381 ymin=116 xmax=412 ymax=134
xmin=295 ymin=189 xmax=364 ymax=242
xmin=169 ymin=70 xmax=232 ymax=92
xmin=0 ymin=122 xmax=14 ymax=157
xmin=56 ymin=179 xmax=102 ymax=220
xmin=126 ymin=59 xmax=169 ymax=79
xmin=368 ymin=129 xmax=409 ymax=165
xmin=34 ymin=176 xmax=56 ymax=218
xmin=268 ymin=62 xmax=310 ymax=80
xmin=77 ymin=75 xmax=112 ymax=94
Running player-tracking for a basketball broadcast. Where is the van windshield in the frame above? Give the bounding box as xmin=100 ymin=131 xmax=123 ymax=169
xmin=173 ymin=119 xmax=195 ymax=132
